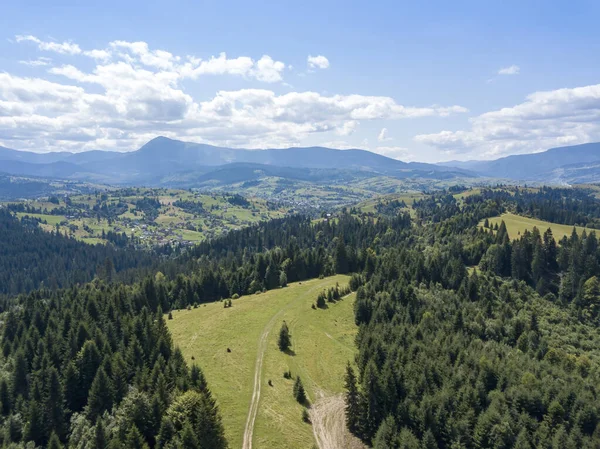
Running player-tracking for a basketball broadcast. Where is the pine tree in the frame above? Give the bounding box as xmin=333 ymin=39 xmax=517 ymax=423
xmin=421 ymin=429 xmax=439 ymax=449
xmin=44 ymin=367 xmax=66 ymax=440
xmin=24 ymin=399 xmax=45 ymax=446
xmin=344 ymin=362 xmax=362 ymax=436
xmin=124 ymin=424 xmax=149 ymax=449
xmin=335 ymin=237 xmax=349 ymax=274
xmin=278 ymin=321 xmax=291 ymax=352
xmin=11 ymin=350 xmax=28 ymax=400
xmin=87 ymin=367 xmax=114 ymax=422
xmin=372 ymin=415 xmax=398 ymax=449
xmin=0 ymin=377 xmax=11 ymax=415
xmin=179 ymin=421 xmax=200 ymax=449
xmin=94 ymin=418 xmax=107 ymax=449
xmin=293 ymin=376 xmax=307 ymax=404
xmin=157 ymin=416 xmax=175 ymax=449
xmin=48 ymin=432 xmax=63 ymax=449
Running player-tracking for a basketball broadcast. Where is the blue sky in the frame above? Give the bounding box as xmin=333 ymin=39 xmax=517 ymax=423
xmin=1 ymin=0 xmax=600 ymax=162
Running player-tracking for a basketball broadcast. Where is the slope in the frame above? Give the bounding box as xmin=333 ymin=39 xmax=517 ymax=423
xmin=167 ymin=275 xmax=362 ymax=449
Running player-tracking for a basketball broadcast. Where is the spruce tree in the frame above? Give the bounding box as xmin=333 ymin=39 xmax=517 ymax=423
xmin=94 ymin=418 xmax=107 ymax=449
xmin=293 ymin=376 xmax=306 ymax=404
xmin=179 ymin=421 xmax=200 ymax=449
xmin=11 ymin=350 xmax=28 ymax=400
xmin=87 ymin=367 xmax=114 ymax=422
xmin=24 ymin=399 xmax=45 ymax=446
xmin=124 ymin=424 xmax=149 ymax=449
xmin=335 ymin=237 xmax=349 ymax=274
xmin=278 ymin=321 xmax=291 ymax=352
xmin=0 ymin=378 xmax=11 ymax=415
xmin=48 ymin=432 xmax=63 ymax=449
xmin=344 ymin=362 xmax=361 ymax=436
xmin=44 ymin=367 xmax=66 ymax=440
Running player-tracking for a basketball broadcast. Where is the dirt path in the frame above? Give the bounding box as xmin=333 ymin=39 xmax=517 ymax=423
xmin=310 ymin=394 xmax=366 ymax=449
xmin=241 ymin=315 xmax=273 ymax=449
xmin=242 ymin=282 xmax=324 ymax=449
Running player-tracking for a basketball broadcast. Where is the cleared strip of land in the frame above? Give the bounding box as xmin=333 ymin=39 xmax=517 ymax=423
xmin=481 ymin=212 xmax=592 ymax=241
xmin=167 ymin=275 xmax=358 ymax=449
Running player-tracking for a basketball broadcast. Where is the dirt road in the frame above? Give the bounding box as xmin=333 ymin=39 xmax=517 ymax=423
xmin=242 ymin=282 xmax=322 ymax=449
xmin=241 ymin=283 xmax=357 ymax=449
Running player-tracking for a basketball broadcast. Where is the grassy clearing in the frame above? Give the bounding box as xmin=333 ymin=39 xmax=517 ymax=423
xmin=16 ymin=212 xmax=65 ymax=226
xmin=167 ymin=275 xmax=356 ymax=449
xmin=481 ymin=212 xmax=590 ymax=241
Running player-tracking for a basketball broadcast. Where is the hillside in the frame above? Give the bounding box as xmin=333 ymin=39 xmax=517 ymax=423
xmin=3 ymin=188 xmax=287 ymax=247
xmin=480 ymin=212 xmax=589 ymax=241
xmin=167 ymin=275 xmax=362 ymax=449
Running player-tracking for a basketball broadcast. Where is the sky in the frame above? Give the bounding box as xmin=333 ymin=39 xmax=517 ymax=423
xmin=1 ymin=0 xmax=600 ymax=162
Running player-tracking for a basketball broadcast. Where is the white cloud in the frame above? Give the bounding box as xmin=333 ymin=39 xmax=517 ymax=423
xmin=251 ymin=55 xmax=286 ymax=83
xmin=19 ymin=57 xmax=52 ymax=67
xmin=16 ymin=35 xmax=82 ymax=55
xmin=307 ymin=55 xmax=330 ymax=69
xmin=498 ymin=65 xmax=520 ymax=75
xmin=2 ymin=36 xmax=466 ymax=152
xmin=83 ymin=49 xmax=111 ymax=61
xmin=378 ymin=127 xmax=392 ymax=142
xmin=415 ymin=82 xmax=600 ymax=158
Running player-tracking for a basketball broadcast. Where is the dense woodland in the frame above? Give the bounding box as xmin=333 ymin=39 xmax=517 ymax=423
xmin=0 ymin=210 xmax=153 ymax=298
xmin=1 ymin=186 xmax=600 ymax=447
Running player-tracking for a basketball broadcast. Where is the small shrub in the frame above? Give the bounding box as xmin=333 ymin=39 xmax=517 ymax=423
xmin=302 ymin=408 xmax=310 ymax=423
xmin=232 ymin=293 xmax=240 ymax=300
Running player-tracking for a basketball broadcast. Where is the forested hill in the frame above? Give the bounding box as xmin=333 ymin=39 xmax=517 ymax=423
xmin=1 ymin=186 xmax=600 ymax=447
xmin=0 ymin=210 xmax=153 ymax=297
xmin=344 ymin=188 xmax=600 ymax=448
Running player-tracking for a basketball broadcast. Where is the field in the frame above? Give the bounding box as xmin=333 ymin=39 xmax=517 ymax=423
xmin=167 ymin=275 xmax=361 ymax=449
xmin=481 ymin=212 xmax=590 ymax=241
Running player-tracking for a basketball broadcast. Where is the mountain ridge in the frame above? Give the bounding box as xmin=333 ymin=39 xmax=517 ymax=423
xmin=0 ymin=136 xmax=472 ymax=185
xmin=439 ymin=142 xmax=600 ymax=183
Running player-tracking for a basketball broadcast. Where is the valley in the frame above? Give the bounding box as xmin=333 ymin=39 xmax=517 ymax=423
xmin=3 ymin=188 xmax=287 ymax=247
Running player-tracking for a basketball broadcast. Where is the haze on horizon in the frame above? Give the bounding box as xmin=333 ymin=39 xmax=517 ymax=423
xmin=2 ymin=0 xmax=600 ymax=163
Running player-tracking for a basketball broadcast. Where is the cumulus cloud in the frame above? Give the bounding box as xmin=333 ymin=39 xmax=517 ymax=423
xmin=498 ymin=65 xmax=520 ymax=75
xmin=307 ymin=55 xmax=330 ymax=69
xmin=415 ymin=82 xmax=600 ymax=158
xmin=378 ymin=127 xmax=391 ymax=142
xmin=3 ymin=36 xmax=466 ymax=152
xmin=83 ymin=49 xmax=111 ymax=61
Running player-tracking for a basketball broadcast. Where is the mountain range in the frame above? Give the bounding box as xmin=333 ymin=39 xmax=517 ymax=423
xmin=440 ymin=142 xmax=600 ymax=184
xmin=1 ymin=137 xmax=600 ymax=187
xmin=0 ymin=137 xmax=472 ymax=186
